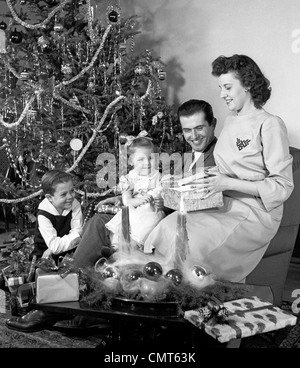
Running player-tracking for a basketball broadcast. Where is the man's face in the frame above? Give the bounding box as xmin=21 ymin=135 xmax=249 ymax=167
xmin=180 ymin=111 xmax=215 ymax=152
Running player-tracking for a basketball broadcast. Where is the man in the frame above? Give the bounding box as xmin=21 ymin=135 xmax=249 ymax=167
xmin=5 ymin=99 xmax=217 ymax=333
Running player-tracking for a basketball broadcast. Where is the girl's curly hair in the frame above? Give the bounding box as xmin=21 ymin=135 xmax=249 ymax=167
xmin=211 ymin=54 xmax=271 ymax=108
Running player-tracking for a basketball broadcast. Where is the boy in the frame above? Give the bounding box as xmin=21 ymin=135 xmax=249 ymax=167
xmin=30 ymin=170 xmax=83 ymax=263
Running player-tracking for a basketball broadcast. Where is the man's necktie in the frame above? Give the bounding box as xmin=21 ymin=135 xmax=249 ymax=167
xmin=191 ymin=151 xmax=196 ymax=175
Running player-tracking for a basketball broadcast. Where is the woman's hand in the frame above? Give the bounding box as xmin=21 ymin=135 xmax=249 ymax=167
xmin=42 ymin=248 xmax=53 ymax=259
xmin=153 ymin=196 xmax=164 ymax=211
xmin=203 ymin=170 xmax=231 ymax=194
xmin=95 ymin=196 xmax=122 ymax=211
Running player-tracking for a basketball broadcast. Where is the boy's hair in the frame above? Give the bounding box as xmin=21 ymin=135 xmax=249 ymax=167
xmin=128 ymin=137 xmax=155 ymax=156
xmin=42 ymin=170 xmax=74 ymax=195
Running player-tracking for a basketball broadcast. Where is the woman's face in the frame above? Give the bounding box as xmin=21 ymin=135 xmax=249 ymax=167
xmin=218 ymin=72 xmax=252 ymax=114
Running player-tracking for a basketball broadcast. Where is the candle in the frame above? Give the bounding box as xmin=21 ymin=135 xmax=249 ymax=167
xmin=174 ymin=192 xmax=189 ymax=269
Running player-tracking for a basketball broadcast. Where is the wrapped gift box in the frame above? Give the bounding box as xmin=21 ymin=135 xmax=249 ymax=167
xmin=161 ymin=170 xmax=223 ymax=212
xmin=17 ymin=282 xmax=36 ymax=307
xmin=35 ymin=268 xmax=79 ymax=304
xmin=184 ymin=296 xmax=297 ymax=343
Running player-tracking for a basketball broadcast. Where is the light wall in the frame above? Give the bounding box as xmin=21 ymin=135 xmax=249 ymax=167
xmin=122 ymin=0 xmax=300 ymax=148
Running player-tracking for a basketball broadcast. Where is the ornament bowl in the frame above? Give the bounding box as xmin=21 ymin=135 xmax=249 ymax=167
xmin=111 ymin=297 xmax=179 ymax=317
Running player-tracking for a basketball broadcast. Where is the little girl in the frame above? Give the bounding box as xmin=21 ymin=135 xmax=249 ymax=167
xmin=105 ymin=137 xmax=165 ymax=250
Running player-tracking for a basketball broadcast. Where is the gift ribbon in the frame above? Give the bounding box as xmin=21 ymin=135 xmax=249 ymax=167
xmin=36 ymin=256 xmax=75 ymax=279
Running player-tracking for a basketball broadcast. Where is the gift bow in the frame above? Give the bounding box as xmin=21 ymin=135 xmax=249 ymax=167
xmin=198 ymin=299 xmax=229 ymax=324
xmin=36 ymin=256 xmax=76 ymax=279
xmin=121 ymin=130 xmax=152 ymax=146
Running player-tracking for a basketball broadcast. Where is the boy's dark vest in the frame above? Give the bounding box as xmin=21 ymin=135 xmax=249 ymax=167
xmin=30 ymin=209 xmax=73 ymax=261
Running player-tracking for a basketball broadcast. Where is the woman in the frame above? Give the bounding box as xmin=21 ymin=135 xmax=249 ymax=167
xmin=144 ymin=54 xmax=294 ymax=282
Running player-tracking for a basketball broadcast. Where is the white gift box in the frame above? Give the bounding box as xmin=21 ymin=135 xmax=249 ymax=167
xmin=35 ymin=268 xmax=79 ymax=304
xmin=184 ymin=296 xmax=297 ymax=343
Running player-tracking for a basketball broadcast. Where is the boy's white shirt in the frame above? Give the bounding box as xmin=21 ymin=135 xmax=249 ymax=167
xmin=37 ymin=197 xmax=83 ymax=255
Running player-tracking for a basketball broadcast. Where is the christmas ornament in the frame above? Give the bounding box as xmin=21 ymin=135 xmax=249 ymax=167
xmin=125 ymin=270 xmax=143 ymax=282
xmin=70 ymin=138 xmax=83 ymax=151
xmin=0 ymin=21 xmax=7 ymax=30
xmin=10 ymin=29 xmax=23 ymax=44
xmin=102 ymin=266 xmax=119 ymax=279
xmin=192 ymin=265 xmax=208 ymax=280
xmin=54 ymin=23 xmax=64 ymax=33
xmin=143 ymin=262 xmax=163 ymax=281
xmin=45 ymin=0 xmax=58 ymax=6
xmin=20 ymin=69 xmax=31 ymax=81
xmin=0 ymin=29 xmax=6 ymax=53
xmin=158 ymin=70 xmax=167 ymax=80
xmin=94 ymin=257 xmax=109 ymax=272
xmin=134 ymin=65 xmax=146 ymax=76
xmin=107 ymin=9 xmax=120 ymax=24
xmin=27 ymin=109 xmax=38 ymax=119
xmin=61 ymin=63 xmax=72 ymax=75
xmin=165 ymin=269 xmax=183 ymax=286
xmin=119 ymin=42 xmax=127 ymax=55
xmin=20 ymin=0 xmax=27 ymax=4
xmin=35 ymin=165 xmax=48 ymax=178
xmin=38 ymin=36 xmax=49 ymax=49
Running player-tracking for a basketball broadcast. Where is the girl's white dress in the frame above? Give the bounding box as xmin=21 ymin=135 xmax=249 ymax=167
xmin=143 ymin=110 xmax=294 ymax=282
xmin=105 ymin=169 xmax=165 ymax=247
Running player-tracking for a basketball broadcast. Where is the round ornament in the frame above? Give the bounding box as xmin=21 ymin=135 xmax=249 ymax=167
xmin=134 ymin=65 xmax=146 ymax=76
xmin=27 ymin=109 xmax=38 ymax=119
xmin=38 ymin=35 xmax=49 ymax=49
xmin=125 ymin=270 xmax=143 ymax=282
xmin=45 ymin=0 xmax=58 ymax=6
xmin=10 ymin=30 xmax=23 ymax=44
xmin=20 ymin=69 xmax=31 ymax=81
xmin=94 ymin=257 xmax=109 ymax=272
xmin=70 ymin=138 xmax=83 ymax=151
xmin=108 ymin=10 xmax=120 ymax=23
xmin=192 ymin=265 xmax=208 ymax=280
xmin=143 ymin=262 xmax=163 ymax=281
xmin=165 ymin=269 xmax=183 ymax=286
xmin=0 ymin=21 xmax=7 ymax=30
xmin=54 ymin=23 xmax=64 ymax=33
xmin=61 ymin=63 xmax=72 ymax=75
xmin=102 ymin=266 xmax=119 ymax=279
xmin=36 ymin=165 xmax=48 ymax=178
xmin=157 ymin=69 xmax=166 ymax=80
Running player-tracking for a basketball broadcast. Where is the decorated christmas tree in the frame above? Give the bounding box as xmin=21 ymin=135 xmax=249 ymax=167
xmin=0 ymin=0 xmax=185 ymax=232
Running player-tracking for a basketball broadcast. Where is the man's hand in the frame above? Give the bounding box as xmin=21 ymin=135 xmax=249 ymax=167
xmin=70 ymin=236 xmax=81 ymax=249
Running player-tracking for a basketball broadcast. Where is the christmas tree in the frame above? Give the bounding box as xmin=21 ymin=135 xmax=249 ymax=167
xmin=0 ymin=0 xmax=185 ymax=232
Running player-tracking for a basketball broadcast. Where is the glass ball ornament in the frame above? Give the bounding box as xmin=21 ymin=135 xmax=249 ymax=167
xmin=158 ymin=69 xmax=167 ymax=80
xmin=38 ymin=36 xmax=49 ymax=49
xmin=102 ymin=266 xmax=119 ymax=279
xmin=192 ymin=265 xmax=208 ymax=280
xmin=54 ymin=23 xmax=64 ymax=33
xmin=45 ymin=0 xmax=58 ymax=6
xmin=20 ymin=69 xmax=31 ymax=81
xmin=143 ymin=262 xmax=163 ymax=281
xmin=108 ymin=10 xmax=119 ymax=23
xmin=10 ymin=30 xmax=23 ymax=44
xmin=134 ymin=65 xmax=146 ymax=76
xmin=0 ymin=21 xmax=7 ymax=30
xmin=125 ymin=270 xmax=143 ymax=282
xmin=165 ymin=269 xmax=183 ymax=286
xmin=36 ymin=165 xmax=48 ymax=178
xmin=61 ymin=63 xmax=72 ymax=75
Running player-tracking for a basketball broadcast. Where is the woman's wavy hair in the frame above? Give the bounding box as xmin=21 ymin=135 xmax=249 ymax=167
xmin=211 ymin=54 xmax=271 ymax=108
